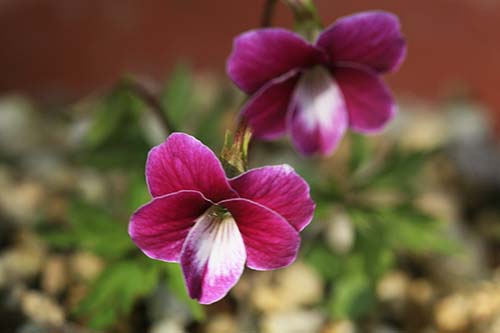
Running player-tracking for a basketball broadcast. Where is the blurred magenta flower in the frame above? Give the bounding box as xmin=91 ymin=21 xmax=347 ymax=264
xmin=129 ymin=133 xmax=314 ymax=304
xmin=227 ymin=11 xmax=406 ymax=155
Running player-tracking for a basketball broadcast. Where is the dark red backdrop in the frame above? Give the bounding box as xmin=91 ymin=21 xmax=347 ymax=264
xmin=0 ymin=0 xmax=498 ymax=130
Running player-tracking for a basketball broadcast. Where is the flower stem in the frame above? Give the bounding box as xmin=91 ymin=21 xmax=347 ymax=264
xmin=282 ymin=0 xmax=322 ymax=41
xmin=220 ymin=116 xmax=253 ymax=177
xmin=261 ymin=0 xmax=278 ymax=27
xmin=123 ymin=77 xmax=177 ymax=134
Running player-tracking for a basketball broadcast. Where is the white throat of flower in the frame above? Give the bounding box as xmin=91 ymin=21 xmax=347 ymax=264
xmin=293 ymin=65 xmax=343 ymax=130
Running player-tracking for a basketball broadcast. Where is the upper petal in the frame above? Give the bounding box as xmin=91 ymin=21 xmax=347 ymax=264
xmin=227 ymin=28 xmax=324 ymax=94
xmin=146 ymin=133 xmax=237 ymax=202
xmin=129 ymin=190 xmax=211 ymax=262
xmin=220 ymin=198 xmax=300 ymax=271
xmin=241 ymin=71 xmax=300 ymax=140
xmin=289 ymin=66 xmax=348 ymax=156
xmin=335 ymin=66 xmax=396 ymax=133
xmin=229 ymin=165 xmax=314 ymax=232
xmin=180 ymin=210 xmax=246 ymax=304
xmin=316 ymin=11 xmax=407 ymax=73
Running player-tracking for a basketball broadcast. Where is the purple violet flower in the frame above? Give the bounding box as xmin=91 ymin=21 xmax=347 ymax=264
xmin=129 ymin=133 xmax=315 ymax=304
xmin=227 ymin=11 xmax=407 ymax=156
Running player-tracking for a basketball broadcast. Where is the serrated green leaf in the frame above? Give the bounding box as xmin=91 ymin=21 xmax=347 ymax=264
xmin=76 ymin=260 xmax=160 ymax=330
xmin=360 ymin=147 xmax=436 ymax=190
xmin=381 ymin=206 xmax=458 ymax=255
xmin=330 ymin=255 xmax=375 ymax=319
xmin=41 ymin=199 xmax=134 ymax=259
xmin=68 ymin=200 xmax=134 ymax=259
xmin=77 ymin=88 xmax=151 ymax=170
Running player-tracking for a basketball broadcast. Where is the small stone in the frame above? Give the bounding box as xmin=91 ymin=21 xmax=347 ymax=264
xmin=0 ymin=96 xmax=40 ymax=155
xmin=468 ymin=283 xmax=500 ymax=323
xmin=278 ymin=262 xmax=323 ymax=307
xmin=70 ymin=252 xmax=104 ymax=282
xmin=0 ymin=180 xmax=45 ymax=224
xmin=41 ymin=255 xmax=68 ymax=296
xmin=261 ymin=310 xmax=324 ymax=333
xmin=377 ymin=271 xmax=409 ymax=303
xmin=0 ymin=230 xmax=47 ymax=282
xmin=20 ymin=290 xmax=65 ymax=326
xmin=324 ymin=320 xmax=356 ymax=333
xmin=326 ymin=209 xmax=354 ymax=254
xmin=76 ymin=170 xmax=107 ymax=203
xmin=434 ymin=294 xmax=470 ymax=332
xmin=149 ymin=319 xmax=186 ymax=333
xmin=251 ymin=262 xmax=323 ymax=313
xmin=398 ymin=109 xmax=449 ymax=150
xmin=205 ymin=313 xmax=238 ymax=333
xmin=415 ymin=190 xmax=459 ymax=223
xmin=251 ymin=281 xmax=281 ymax=313
xmin=407 ymin=279 xmax=434 ymax=305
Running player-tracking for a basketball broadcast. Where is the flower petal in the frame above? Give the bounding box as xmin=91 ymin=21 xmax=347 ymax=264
xmin=180 ymin=210 xmax=246 ymax=304
xmin=129 ymin=190 xmax=211 ymax=262
xmin=289 ymin=66 xmax=348 ymax=156
xmin=220 ymin=198 xmax=300 ymax=270
xmin=316 ymin=11 xmax=406 ymax=73
xmin=146 ymin=133 xmax=237 ymax=201
xmin=230 ymin=165 xmax=314 ymax=231
xmin=227 ymin=28 xmax=323 ymax=94
xmin=241 ymin=71 xmax=299 ymax=140
xmin=335 ymin=66 xmax=396 ymax=133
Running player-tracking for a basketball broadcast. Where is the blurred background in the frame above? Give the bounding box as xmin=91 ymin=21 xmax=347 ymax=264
xmin=0 ymin=1 xmax=500 ymax=332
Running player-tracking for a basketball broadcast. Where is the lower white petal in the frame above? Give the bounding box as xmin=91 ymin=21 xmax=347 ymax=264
xmin=180 ymin=207 xmax=246 ymax=304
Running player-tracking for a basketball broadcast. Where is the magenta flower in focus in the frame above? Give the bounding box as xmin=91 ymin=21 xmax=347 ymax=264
xmin=227 ymin=11 xmax=407 ymax=156
xmin=129 ymin=133 xmax=314 ymax=304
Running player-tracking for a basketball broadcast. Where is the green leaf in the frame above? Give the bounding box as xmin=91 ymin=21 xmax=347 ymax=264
xmin=349 ymin=133 xmax=371 ymax=175
xmin=75 ymin=260 xmax=160 ymax=330
xmin=381 ymin=206 xmax=458 ymax=255
xmin=161 ymin=64 xmax=194 ymax=130
xmin=41 ymin=199 xmax=134 ymax=260
xmin=361 ymin=147 xmax=436 ymax=190
xmin=77 ymin=88 xmax=151 ymax=170
xmin=86 ymin=88 xmax=143 ymax=147
xmin=329 ymin=255 xmax=375 ymax=319
xmin=305 ymin=243 xmax=340 ymax=280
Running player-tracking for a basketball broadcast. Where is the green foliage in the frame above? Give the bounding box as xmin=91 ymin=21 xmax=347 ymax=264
xmin=161 ymin=64 xmax=194 ymax=130
xmin=41 ymin=200 xmax=134 ymax=260
xmin=40 ymin=63 xmax=454 ymax=329
xmin=41 ymin=195 xmax=206 ymax=329
xmin=77 ymin=87 xmax=151 ymax=170
xmin=75 ymin=260 xmax=160 ymax=329
xmin=306 ymin=141 xmax=455 ymax=321
xmin=360 ymin=147 xmax=437 ymax=191
xmin=349 ymin=133 xmax=372 ymax=175
xmin=329 ymin=255 xmax=375 ymax=319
